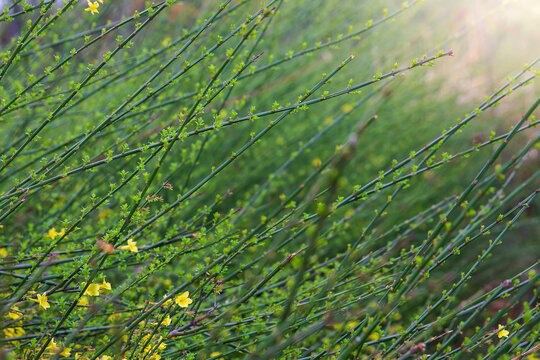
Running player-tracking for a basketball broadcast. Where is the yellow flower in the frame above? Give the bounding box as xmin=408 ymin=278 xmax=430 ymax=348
xmin=497 ymin=324 xmax=509 ymax=338
xmin=6 ymin=305 xmax=22 ymax=320
xmin=30 ymin=293 xmax=50 ymax=309
xmin=3 ymin=327 xmax=25 ymax=338
xmin=210 ymin=352 xmax=222 ymax=358
xmin=45 ymin=227 xmax=65 ymax=239
xmin=162 ymin=315 xmax=171 ymax=326
xmin=84 ymin=283 xmax=101 ymax=297
xmin=119 ymin=238 xmax=138 ymax=253
xmin=0 ymin=248 xmax=7 ymax=257
xmin=78 ymin=296 xmax=89 ymax=306
xmin=342 ymin=104 xmax=353 ymax=113
xmin=60 ymin=347 xmax=72 ymax=357
xmin=175 ymin=291 xmax=193 ymax=308
xmin=97 ymin=208 xmax=111 ymax=220
xmin=100 ymin=356 xmax=111 ymax=360
xmin=45 ymin=338 xmax=71 ymax=357
xmin=46 ymin=339 xmax=60 ymax=352
xmin=100 ymin=278 xmax=112 ymax=291
xmin=85 ymin=0 xmax=99 ymax=15
xmin=3 ymin=328 xmax=14 ymax=338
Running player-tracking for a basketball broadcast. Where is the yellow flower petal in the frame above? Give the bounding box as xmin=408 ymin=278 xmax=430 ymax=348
xmin=6 ymin=306 xmax=22 ymax=320
xmin=3 ymin=327 xmax=25 ymax=338
xmin=84 ymin=0 xmax=100 ymax=15
xmin=84 ymin=283 xmax=101 ymax=297
xmin=31 ymin=293 xmax=50 ymax=310
xmin=45 ymin=227 xmax=65 ymax=239
xmin=100 ymin=279 xmax=112 ymax=291
xmin=175 ymin=291 xmax=193 ymax=308
xmin=119 ymin=238 xmax=138 ymax=253
xmin=46 ymin=339 xmax=59 ymax=351
xmin=497 ymin=324 xmax=509 ymax=338
xmin=78 ymin=296 xmax=89 ymax=306
xmin=60 ymin=347 xmax=71 ymax=357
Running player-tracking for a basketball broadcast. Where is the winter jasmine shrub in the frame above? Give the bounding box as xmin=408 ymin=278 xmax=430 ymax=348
xmin=0 ymin=1 xmax=538 ymax=359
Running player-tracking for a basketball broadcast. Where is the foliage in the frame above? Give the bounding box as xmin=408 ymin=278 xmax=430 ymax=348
xmin=0 ymin=0 xmax=538 ymax=359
